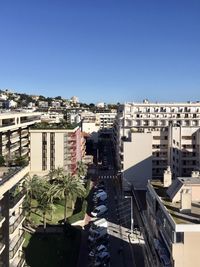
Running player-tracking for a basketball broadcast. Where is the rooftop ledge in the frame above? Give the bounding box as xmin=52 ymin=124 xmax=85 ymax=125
xmin=30 ymin=122 xmax=78 ymax=130
xmin=0 ymin=165 xmax=29 ymax=196
xmin=150 ymin=180 xmax=200 ymax=226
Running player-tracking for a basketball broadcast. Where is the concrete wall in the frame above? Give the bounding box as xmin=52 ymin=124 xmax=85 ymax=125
xmin=30 ymin=132 xmax=43 ymax=172
xmin=172 ymin=232 xmax=200 ymax=267
xmin=55 ymin=133 xmax=64 ymax=168
xmin=123 ymin=132 xmax=152 ymax=190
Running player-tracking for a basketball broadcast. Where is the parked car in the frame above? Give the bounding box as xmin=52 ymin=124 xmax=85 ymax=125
xmin=89 ymin=218 xmax=108 ymax=233
xmin=88 ymin=230 xmax=108 ymax=243
xmin=160 ymin=254 xmax=171 ymax=267
xmin=93 ymin=192 xmax=107 ymax=203
xmin=94 ymin=251 xmax=110 ymax=267
xmin=89 ymin=244 xmax=108 ymax=258
xmin=88 ymin=235 xmax=109 ymax=249
xmin=91 ymin=205 xmax=108 ymax=218
xmin=93 ymin=189 xmax=105 ymax=196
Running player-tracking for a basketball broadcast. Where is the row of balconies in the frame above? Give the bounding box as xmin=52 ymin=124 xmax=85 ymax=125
xmin=125 ymin=118 xmax=200 ymax=127
xmin=125 ymin=106 xmax=200 ymax=113
xmin=9 ymin=211 xmax=25 ymax=235
xmin=9 ymin=231 xmax=25 ymax=260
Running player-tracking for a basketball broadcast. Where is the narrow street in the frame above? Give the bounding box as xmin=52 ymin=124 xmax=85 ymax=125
xmin=77 ymin=138 xmax=145 ymax=267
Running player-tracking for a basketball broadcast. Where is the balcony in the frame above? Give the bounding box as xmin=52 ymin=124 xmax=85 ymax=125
xmin=1 ymin=122 xmax=15 ymax=128
xmin=10 ymin=143 xmax=20 ymax=152
xmin=10 ymin=254 xmax=25 ymax=267
xmin=0 ymin=166 xmax=27 ymax=187
xmin=21 ymin=130 xmax=28 ymax=137
xmin=67 ymin=137 xmax=76 ymax=142
xmin=21 ymin=139 xmax=29 ymax=146
xmin=2 ymin=136 xmax=8 ymax=144
xmin=0 ymin=212 xmax=5 ymax=227
xmin=21 ymin=148 xmax=29 ymax=156
xmin=9 ymin=212 xmax=25 ymax=235
xmin=9 ymin=190 xmax=26 ymax=209
xmin=9 ymin=232 xmax=25 ymax=260
xmin=0 ymin=239 xmax=5 ymax=255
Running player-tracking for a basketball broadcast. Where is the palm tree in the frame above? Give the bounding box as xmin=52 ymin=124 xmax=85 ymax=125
xmin=23 ymin=175 xmax=42 ymax=220
xmin=77 ymin=161 xmax=88 ymax=179
xmin=47 ymin=167 xmax=64 ymax=181
xmin=55 ymin=174 xmax=86 ymax=223
xmin=36 ymin=181 xmax=59 ymax=230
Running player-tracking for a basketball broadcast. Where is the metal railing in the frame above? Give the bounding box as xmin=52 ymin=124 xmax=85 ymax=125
xmin=9 ymin=232 xmax=25 ymax=260
xmin=10 ymin=212 xmax=25 ymax=235
xmin=0 ymin=167 xmax=23 ymax=186
xmin=9 ymin=190 xmax=26 ymax=209
xmin=16 ymin=255 xmax=25 ymax=267
xmin=0 ymin=239 xmax=5 ymax=253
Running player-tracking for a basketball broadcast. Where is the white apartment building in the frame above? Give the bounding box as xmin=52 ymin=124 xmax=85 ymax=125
xmin=97 ymin=112 xmax=117 ymax=130
xmin=0 ymin=112 xmax=41 ymax=164
xmin=40 ymin=112 xmax=64 ymax=124
xmin=143 ymin=170 xmax=200 ymax=267
xmin=0 ymin=111 xmax=41 ymax=266
xmin=0 ymin=165 xmax=30 ymax=266
xmin=114 ymin=102 xmax=200 ymax=190
xmin=38 ymin=101 xmax=48 ymax=108
xmin=81 ymin=111 xmax=117 ymax=142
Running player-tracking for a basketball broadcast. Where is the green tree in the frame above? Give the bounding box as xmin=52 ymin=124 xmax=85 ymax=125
xmin=23 ymin=175 xmax=44 ymax=220
xmin=48 ymin=167 xmax=64 ymax=181
xmin=77 ymin=161 xmax=88 ymax=179
xmin=36 ymin=181 xmax=59 ymax=230
xmin=55 ymin=174 xmax=86 ymax=223
xmin=15 ymin=156 xmax=27 ymax=166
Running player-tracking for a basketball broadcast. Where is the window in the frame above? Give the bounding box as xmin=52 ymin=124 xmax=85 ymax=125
xmin=176 ymin=232 xmax=184 ymax=243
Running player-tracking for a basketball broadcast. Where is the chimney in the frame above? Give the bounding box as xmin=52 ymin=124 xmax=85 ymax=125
xmin=180 ymin=189 xmax=192 ymax=213
xmin=163 ymin=166 xmax=172 ymax=187
xmin=191 ymin=171 xmax=200 ymax=178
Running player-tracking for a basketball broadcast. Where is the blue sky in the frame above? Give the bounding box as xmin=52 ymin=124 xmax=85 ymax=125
xmin=0 ymin=0 xmax=200 ymax=103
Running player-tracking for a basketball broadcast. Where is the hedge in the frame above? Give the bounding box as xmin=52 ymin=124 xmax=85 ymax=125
xmin=68 ymin=179 xmax=91 ymax=224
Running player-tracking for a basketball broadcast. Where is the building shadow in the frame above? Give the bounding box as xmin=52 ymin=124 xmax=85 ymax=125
xmin=23 ymin=224 xmax=82 ymax=267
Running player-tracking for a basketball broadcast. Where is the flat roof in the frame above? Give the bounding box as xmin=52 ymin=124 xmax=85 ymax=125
xmin=150 ymin=180 xmax=200 ymax=225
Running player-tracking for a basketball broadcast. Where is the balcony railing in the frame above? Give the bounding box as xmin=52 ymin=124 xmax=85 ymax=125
xmin=0 ymin=239 xmax=5 ymax=254
xmin=9 ymin=190 xmax=26 ymax=209
xmin=9 ymin=212 xmax=25 ymax=235
xmin=16 ymin=256 xmax=25 ymax=267
xmin=9 ymin=232 xmax=25 ymax=260
xmin=0 ymin=167 xmax=26 ymax=186
xmin=10 ymin=253 xmax=25 ymax=267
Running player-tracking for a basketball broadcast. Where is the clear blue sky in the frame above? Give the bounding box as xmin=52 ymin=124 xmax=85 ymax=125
xmin=0 ymin=0 xmax=200 ymax=103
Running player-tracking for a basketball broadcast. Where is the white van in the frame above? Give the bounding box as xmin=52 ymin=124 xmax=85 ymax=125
xmin=91 ymin=205 xmax=108 ymax=217
xmin=89 ymin=218 xmax=108 ymax=233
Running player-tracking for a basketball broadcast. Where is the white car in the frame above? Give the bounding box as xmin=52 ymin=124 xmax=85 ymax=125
xmin=91 ymin=205 xmax=108 ymax=217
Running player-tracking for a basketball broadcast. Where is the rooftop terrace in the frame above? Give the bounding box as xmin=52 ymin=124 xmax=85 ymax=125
xmin=150 ymin=180 xmax=200 ymax=225
xmin=30 ymin=122 xmax=78 ymax=130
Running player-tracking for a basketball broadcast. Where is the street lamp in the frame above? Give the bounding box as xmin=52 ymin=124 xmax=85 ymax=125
xmin=124 ymin=195 xmax=134 ymax=234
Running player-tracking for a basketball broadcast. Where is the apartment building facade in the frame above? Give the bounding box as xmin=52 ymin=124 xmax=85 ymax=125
xmin=143 ymin=172 xmax=200 ymax=267
xmin=0 ymin=111 xmax=41 ymax=266
xmin=30 ymin=125 xmax=86 ymax=176
xmin=114 ymin=102 xmax=200 ymax=189
xmin=0 ymin=112 xmax=41 ymax=165
xmin=0 ymin=165 xmax=29 ymax=267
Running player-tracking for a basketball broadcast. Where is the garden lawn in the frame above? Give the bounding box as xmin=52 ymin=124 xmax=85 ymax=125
xmin=30 ymin=199 xmax=73 ymax=225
